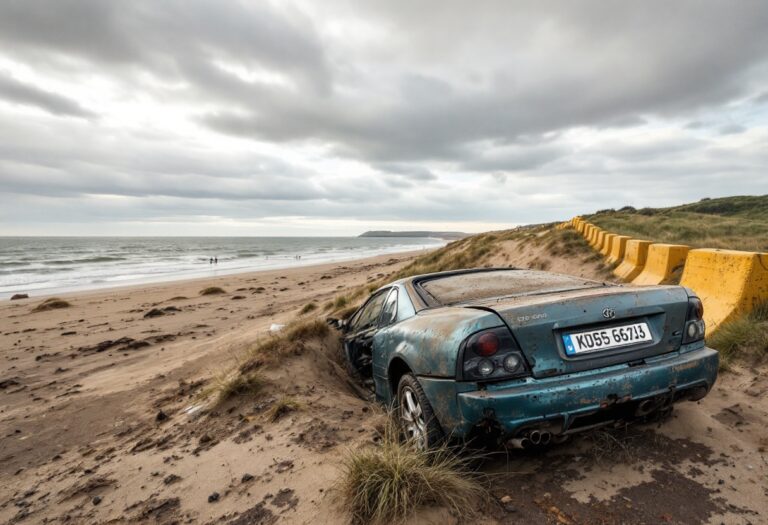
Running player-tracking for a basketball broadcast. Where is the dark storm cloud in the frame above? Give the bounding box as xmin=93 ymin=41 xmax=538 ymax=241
xmin=194 ymin=0 xmax=768 ymax=164
xmin=0 ymin=0 xmax=767 ymax=233
xmin=0 ymin=72 xmax=93 ymax=117
xmin=0 ymin=0 xmax=331 ymax=92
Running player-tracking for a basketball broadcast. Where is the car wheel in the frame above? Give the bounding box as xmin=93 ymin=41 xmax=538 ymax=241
xmin=397 ymin=373 xmax=444 ymax=450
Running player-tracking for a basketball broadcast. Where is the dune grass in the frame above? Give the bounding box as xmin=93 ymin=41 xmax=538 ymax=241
xmin=587 ymin=196 xmax=768 ymax=251
xmin=707 ymin=303 xmax=768 ymax=370
xmin=336 ymin=415 xmax=486 ymax=525
xmin=240 ymin=318 xmax=331 ymax=372
xmin=267 ymin=396 xmax=302 ymax=421
xmin=299 ymin=302 xmax=318 ymax=315
xmin=31 ymin=297 xmax=72 ymax=312
xmin=199 ymin=286 xmax=226 ymax=296
xmin=208 ymin=371 xmax=265 ymax=404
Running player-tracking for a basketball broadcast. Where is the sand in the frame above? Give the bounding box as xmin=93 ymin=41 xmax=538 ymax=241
xmin=1 ymin=244 xmax=766 ymax=524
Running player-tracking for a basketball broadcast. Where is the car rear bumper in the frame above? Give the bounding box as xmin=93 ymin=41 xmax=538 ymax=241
xmin=440 ymin=346 xmax=718 ymax=438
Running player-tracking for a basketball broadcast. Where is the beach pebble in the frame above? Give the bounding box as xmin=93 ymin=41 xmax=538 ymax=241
xmin=208 ymin=492 xmax=220 ymax=503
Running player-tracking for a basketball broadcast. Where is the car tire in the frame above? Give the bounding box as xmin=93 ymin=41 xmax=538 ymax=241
xmin=396 ymin=373 xmax=444 ymax=450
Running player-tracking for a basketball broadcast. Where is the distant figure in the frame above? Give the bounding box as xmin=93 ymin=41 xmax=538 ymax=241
xmin=209 ymin=257 xmax=213 ymax=264
xmin=214 ymin=257 xmax=218 ymax=264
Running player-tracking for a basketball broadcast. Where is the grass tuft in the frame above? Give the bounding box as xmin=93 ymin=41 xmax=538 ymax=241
xmin=708 ymin=304 xmax=768 ymax=370
xmin=267 ymin=396 xmax=302 ymax=421
xmin=200 ymin=286 xmax=226 ymax=296
xmin=32 ymin=298 xmax=72 ymax=312
xmin=333 ymin=295 xmax=349 ymax=309
xmin=299 ymin=302 xmax=317 ymax=315
xmin=336 ymin=415 xmax=486 ymax=525
xmin=209 ymin=371 xmax=265 ymax=404
xmin=241 ymin=318 xmax=331 ymax=371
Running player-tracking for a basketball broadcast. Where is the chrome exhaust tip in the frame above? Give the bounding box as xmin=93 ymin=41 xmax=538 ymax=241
xmin=540 ymin=431 xmax=552 ymax=446
xmin=528 ymin=430 xmax=541 ymax=445
xmin=507 ymin=437 xmax=531 ymax=449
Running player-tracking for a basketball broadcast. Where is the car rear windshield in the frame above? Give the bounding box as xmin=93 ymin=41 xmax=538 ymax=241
xmin=416 ymin=269 xmax=602 ymax=306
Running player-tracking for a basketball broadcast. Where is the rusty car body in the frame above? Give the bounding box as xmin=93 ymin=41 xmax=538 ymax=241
xmin=333 ymin=268 xmax=718 ymax=449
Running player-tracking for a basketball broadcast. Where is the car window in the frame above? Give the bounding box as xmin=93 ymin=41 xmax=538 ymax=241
xmin=379 ymin=289 xmax=398 ymax=327
xmin=349 ymin=290 xmax=389 ymax=333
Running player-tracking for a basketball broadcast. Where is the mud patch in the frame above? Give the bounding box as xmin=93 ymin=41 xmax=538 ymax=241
xmin=227 ymin=501 xmax=277 ymax=525
xmin=293 ymin=418 xmax=340 ymax=451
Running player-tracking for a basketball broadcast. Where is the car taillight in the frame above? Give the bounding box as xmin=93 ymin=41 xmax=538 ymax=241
xmin=459 ymin=327 xmax=530 ymax=381
xmin=473 ymin=332 xmax=500 ymax=356
xmin=683 ymin=296 xmax=706 ymax=344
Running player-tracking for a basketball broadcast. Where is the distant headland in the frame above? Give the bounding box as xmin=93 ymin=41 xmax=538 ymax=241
xmin=358 ymin=230 xmax=468 ymax=240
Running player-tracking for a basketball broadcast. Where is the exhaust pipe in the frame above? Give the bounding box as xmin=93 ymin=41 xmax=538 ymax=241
xmin=528 ymin=430 xmax=541 ymax=445
xmin=507 ymin=437 xmax=531 ymax=449
xmin=540 ymin=431 xmax=552 ymax=446
xmin=635 ymin=399 xmax=657 ymax=417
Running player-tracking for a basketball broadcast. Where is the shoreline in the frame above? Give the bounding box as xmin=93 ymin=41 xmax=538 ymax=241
xmin=2 ymin=247 xmax=433 ymax=301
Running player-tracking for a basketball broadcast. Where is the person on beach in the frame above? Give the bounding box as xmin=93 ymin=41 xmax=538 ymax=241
xmin=214 ymin=257 xmax=218 ymax=264
xmin=209 ymin=257 xmax=213 ymax=264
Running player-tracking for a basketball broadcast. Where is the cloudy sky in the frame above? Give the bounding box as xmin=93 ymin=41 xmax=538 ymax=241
xmin=1 ymin=0 xmax=767 ymax=236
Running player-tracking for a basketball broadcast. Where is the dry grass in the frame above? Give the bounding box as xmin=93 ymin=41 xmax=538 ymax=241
xmin=31 ymin=298 xmax=72 ymax=312
xmin=336 ymin=415 xmax=486 ymax=525
xmin=708 ymin=303 xmax=768 ymax=370
xmin=199 ymin=286 xmax=226 ymax=295
xmin=299 ymin=302 xmax=318 ymax=315
xmin=333 ymin=295 xmax=349 ymax=309
xmin=208 ymin=371 xmax=265 ymax=405
xmin=267 ymin=396 xmax=302 ymax=421
xmin=240 ymin=318 xmax=331 ymax=371
xmin=588 ymin=196 xmax=768 ymax=251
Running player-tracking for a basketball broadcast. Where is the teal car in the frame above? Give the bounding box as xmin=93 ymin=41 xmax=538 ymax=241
xmin=335 ymin=268 xmax=718 ymax=450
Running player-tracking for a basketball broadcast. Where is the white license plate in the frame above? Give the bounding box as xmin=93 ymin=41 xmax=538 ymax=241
xmin=562 ymin=322 xmax=652 ymax=355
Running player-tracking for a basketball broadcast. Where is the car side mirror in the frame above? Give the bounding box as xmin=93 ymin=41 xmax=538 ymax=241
xmin=327 ymin=317 xmax=347 ymax=331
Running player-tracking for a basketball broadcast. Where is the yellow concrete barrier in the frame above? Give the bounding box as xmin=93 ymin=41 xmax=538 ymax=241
xmin=584 ymin=224 xmax=595 ymax=241
xmin=614 ymin=239 xmax=651 ymax=281
xmin=632 ymin=244 xmax=690 ymax=285
xmin=600 ymin=233 xmax=617 ymax=256
xmin=606 ymin=235 xmax=631 ymax=265
xmin=593 ymin=230 xmax=606 ymax=249
xmin=680 ymin=249 xmax=768 ymax=330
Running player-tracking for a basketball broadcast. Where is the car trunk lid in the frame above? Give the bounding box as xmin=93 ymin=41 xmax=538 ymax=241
xmin=469 ymin=285 xmax=689 ymax=378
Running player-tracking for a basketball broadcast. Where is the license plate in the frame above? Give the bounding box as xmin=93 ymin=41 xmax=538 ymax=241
xmin=562 ymin=322 xmax=652 ymax=355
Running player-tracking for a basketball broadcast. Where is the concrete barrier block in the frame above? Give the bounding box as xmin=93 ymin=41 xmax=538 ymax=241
xmin=600 ymin=233 xmax=617 ymax=256
xmin=590 ymin=227 xmax=602 ymax=247
xmin=632 ymin=244 xmax=690 ymax=286
xmin=614 ymin=239 xmax=651 ymax=281
xmin=680 ymin=249 xmax=768 ymax=330
xmin=606 ymin=235 xmax=631 ymax=265
xmin=584 ymin=224 xmax=594 ymax=242
xmin=593 ymin=230 xmax=606 ymax=249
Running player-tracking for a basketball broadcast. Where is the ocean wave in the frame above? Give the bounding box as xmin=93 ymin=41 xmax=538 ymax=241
xmin=47 ymin=256 xmax=127 ymax=265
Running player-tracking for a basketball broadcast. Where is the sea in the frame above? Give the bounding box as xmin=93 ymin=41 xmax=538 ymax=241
xmin=0 ymin=236 xmax=445 ymax=299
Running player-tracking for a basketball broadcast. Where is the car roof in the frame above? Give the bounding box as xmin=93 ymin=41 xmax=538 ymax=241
xmin=407 ymin=268 xmax=604 ymax=307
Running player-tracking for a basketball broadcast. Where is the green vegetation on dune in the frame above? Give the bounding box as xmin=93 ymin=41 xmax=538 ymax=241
xmin=707 ymin=303 xmax=768 ymax=370
xmin=336 ymin=415 xmax=486 ymax=525
xmin=587 ymin=195 xmax=768 ymax=251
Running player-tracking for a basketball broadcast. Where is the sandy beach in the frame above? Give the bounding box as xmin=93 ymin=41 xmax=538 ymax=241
xmin=0 ymin=250 xmax=420 ymax=524
xmin=1 ymin=243 xmax=767 ymax=524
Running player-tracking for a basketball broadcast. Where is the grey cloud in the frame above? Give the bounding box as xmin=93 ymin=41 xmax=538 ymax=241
xmin=719 ymin=124 xmax=746 ymax=135
xmin=1 ymin=0 xmax=768 ymax=234
xmin=0 ymin=72 xmax=93 ymax=117
xmin=376 ymin=163 xmax=437 ymax=181
xmin=0 ymin=0 xmax=331 ymax=93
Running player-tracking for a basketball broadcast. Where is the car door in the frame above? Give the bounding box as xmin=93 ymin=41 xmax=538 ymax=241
xmin=344 ymin=288 xmax=392 ymax=378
